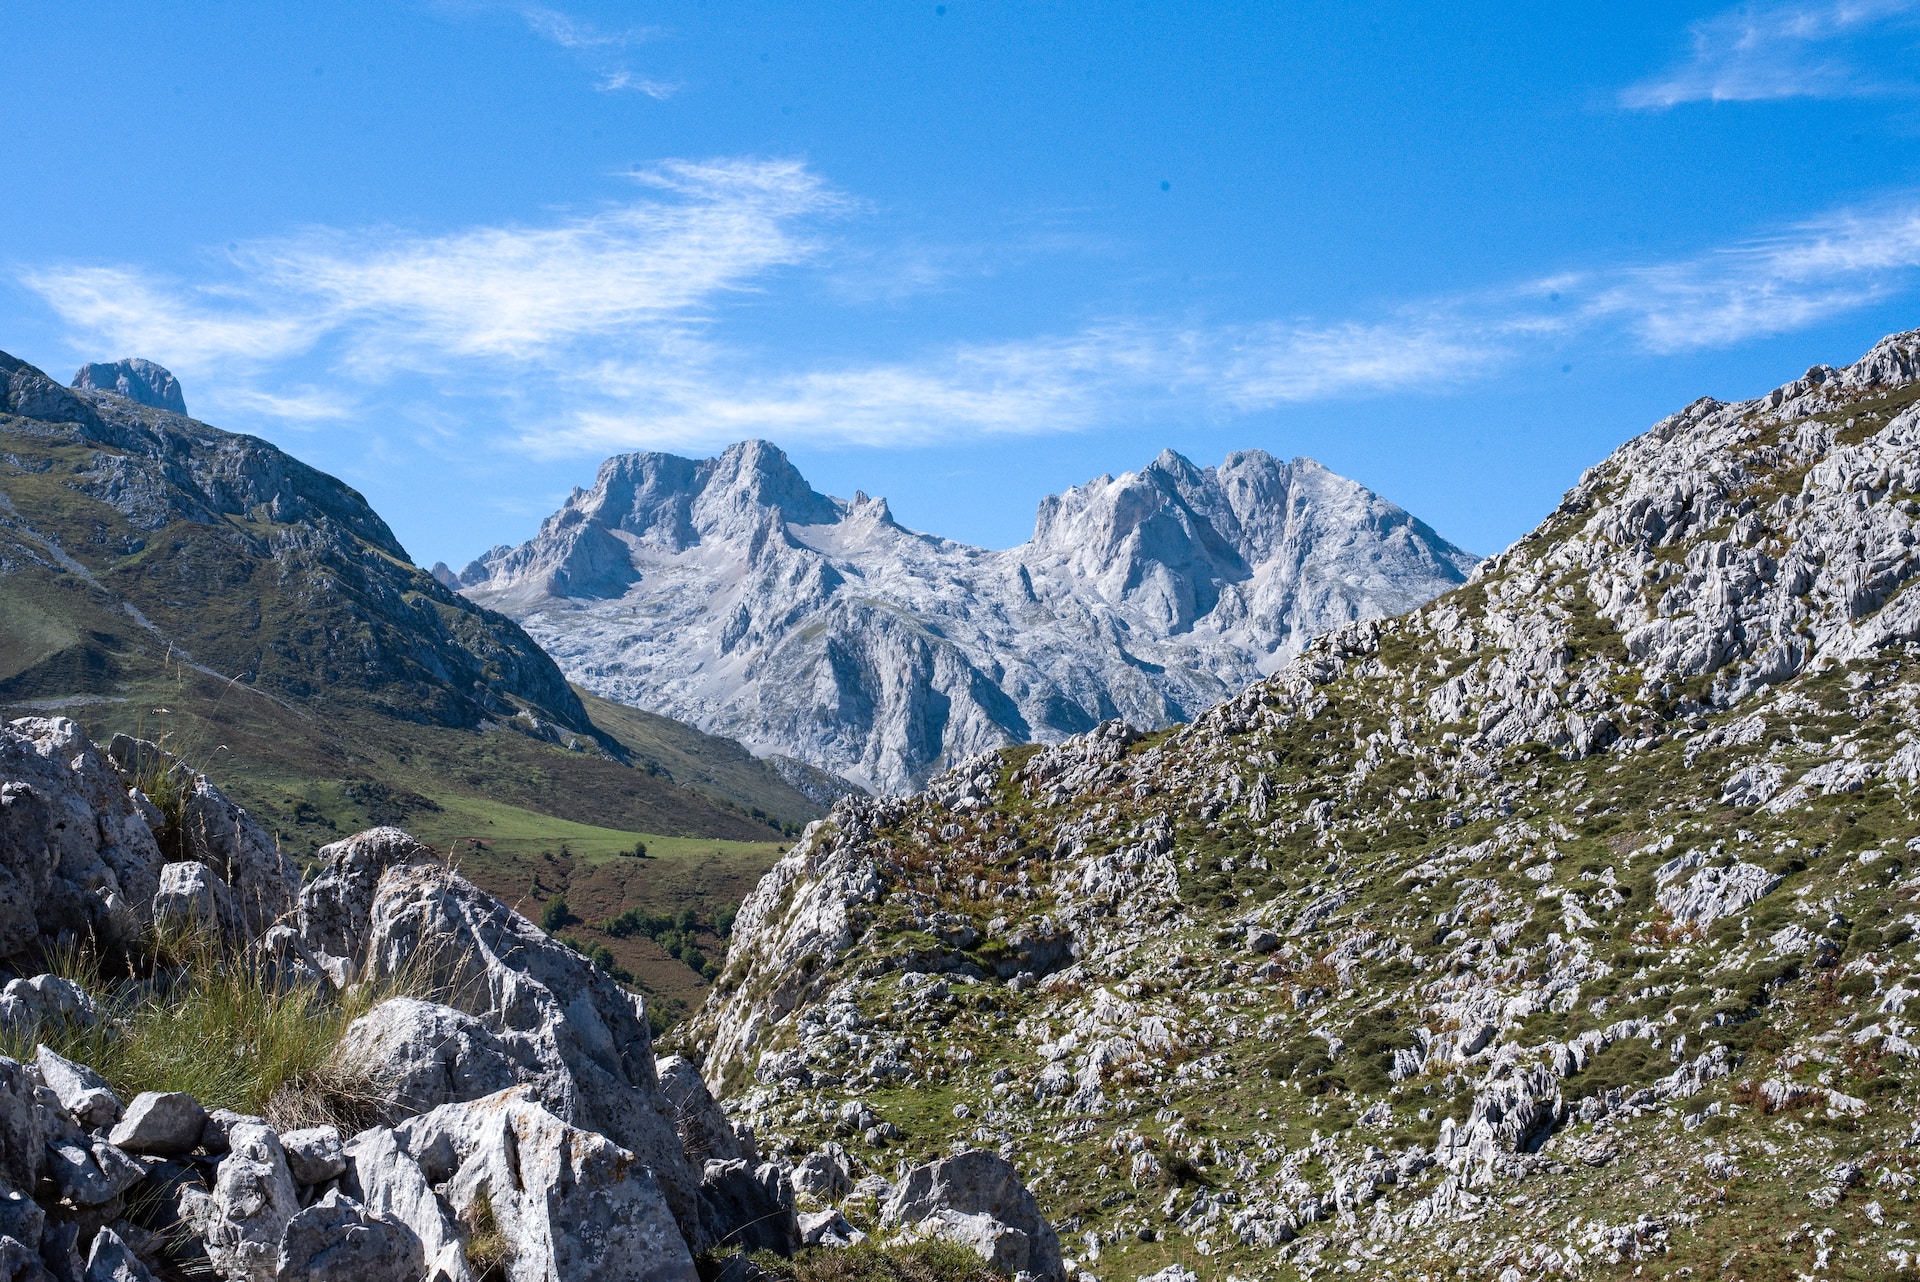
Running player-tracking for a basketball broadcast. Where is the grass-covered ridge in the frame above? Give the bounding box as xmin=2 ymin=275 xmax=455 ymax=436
xmin=687 ymin=341 xmax=1920 ymax=1280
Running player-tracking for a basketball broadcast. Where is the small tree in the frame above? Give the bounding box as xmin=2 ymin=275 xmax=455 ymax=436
xmin=540 ymin=896 xmax=571 ymax=933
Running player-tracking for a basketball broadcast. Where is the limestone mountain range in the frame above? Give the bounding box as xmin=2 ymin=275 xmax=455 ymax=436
xmin=449 ymin=443 xmax=1477 ymax=794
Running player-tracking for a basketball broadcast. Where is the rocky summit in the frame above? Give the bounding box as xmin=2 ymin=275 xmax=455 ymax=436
xmin=69 ymin=359 xmax=188 ymax=418
xmin=0 ymin=349 xmax=584 ymax=736
xmin=676 ymin=328 xmax=1920 ymax=1278
xmin=452 ymin=443 xmax=1475 ymax=794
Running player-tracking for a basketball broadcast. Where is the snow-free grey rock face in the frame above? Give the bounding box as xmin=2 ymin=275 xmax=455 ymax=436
xmin=71 ymin=358 xmax=187 ymax=416
xmin=456 ymin=442 xmax=1475 ymax=793
xmin=0 ymin=722 xmax=1068 ymax=1280
xmin=681 ymin=327 xmax=1920 ymax=1277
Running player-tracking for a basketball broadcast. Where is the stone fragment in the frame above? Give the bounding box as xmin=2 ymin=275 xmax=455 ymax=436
xmin=81 ymin=1228 xmax=154 ymax=1282
xmin=0 ymin=1235 xmax=53 ymax=1282
xmin=35 ymin=1046 xmax=120 ymax=1128
xmin=279 ymin=1126 xmax=347 ymax=1186
xmin=275 ymin=1189 xmax=423 ymax=1282
xmin=108 ymin=1093 xmax=207 ymax=1157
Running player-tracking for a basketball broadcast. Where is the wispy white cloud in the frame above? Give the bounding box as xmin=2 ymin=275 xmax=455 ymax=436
xmin=25 ymin=158 xmax=835 ymax=393
xmin=514 ymin=4 xmax=678 ymax=96
xmin=431 ymin=2 xmax=677 ymax=95
xmin=1622 ymin=0 xmax=1920 ymax=108
xmin=1578 ymin=199 xmax=1920 ymax=349
xmin=21 ymin=160 xmax=1920 ymax=457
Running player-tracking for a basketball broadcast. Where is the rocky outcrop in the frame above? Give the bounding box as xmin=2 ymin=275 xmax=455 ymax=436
xmin=457 ymin=441 xmax=1475 ymax=792
xmin=286 ymin=829 xmax=717 ymax=1249
xmin=70 ymin=359 xmax=187 ymax=416
xmin=0 ymin=718 xmax=165 ymax=958
xmin=681 ymin=327 xmax=1920 ymax=1279
xmin=880 ymin=1152 xmax=1063 ymax=1279
xmin=0 ymin=722 xmax=764 ymax=1282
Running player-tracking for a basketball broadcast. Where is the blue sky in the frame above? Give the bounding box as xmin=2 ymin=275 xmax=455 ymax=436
xmin=5 ymin=2 xmax=1920 ymax=566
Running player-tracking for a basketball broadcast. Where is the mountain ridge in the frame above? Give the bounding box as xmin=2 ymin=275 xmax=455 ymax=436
xmin=677 ymin=325 xmax=1920 ymax=1279
xmin=454 ymin=442 xmax=1477 ymax=793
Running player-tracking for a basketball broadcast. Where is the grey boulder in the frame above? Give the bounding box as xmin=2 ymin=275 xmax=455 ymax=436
xmin=342 ymin=1126 xmax=472 ymax=1282
xmin=0 ymin=977 xmax=100 ymax=1037
xmin=275 ymin=1190 xmax=422 ymax=1282
xmin=656 ymin=1057 xmax=748 ymax=1164
xmin=698 ymin=1160 xmax=798 ymax=1257
xmin=787 ymin=1144 xmax=852 ymax=1202
xmin=408 ymin=1087 xmax=699 ymax=1282
xmin=109 ymin=1093 xmax=208 ymax=1157
xmin=333 ymin=998 xmax=517 ymax=1119
xmin=82 ymin=1228 xmax=154 ymax=1282
xmin=279 ymin=1126 xmax=347 ymax=1186
xmin=203 ymin=1120 xmax=300 ymax=1282
xmin=880 ymin=1150 xmax=1063 ymax=1281
xmin=151 ymin=862 xmax=225 ymax=935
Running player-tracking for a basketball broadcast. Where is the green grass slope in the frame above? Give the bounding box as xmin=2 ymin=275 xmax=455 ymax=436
xmin=0 ymin=350 xmax=806 ymax=1011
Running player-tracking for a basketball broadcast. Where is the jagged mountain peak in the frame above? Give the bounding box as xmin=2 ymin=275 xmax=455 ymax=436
xmin=681 ymin=320 xmax=1920 ymax=1280
xmin=458 ymin=440 xmax=1474 ymax=791
xmin=70 ymin=356 xmax=188 ymax=416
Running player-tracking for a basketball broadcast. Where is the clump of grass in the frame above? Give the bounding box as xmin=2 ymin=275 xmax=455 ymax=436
xmin=1 ymin=929 xmax=420 ymax=1132
xmin=742 ymin=1241 xmax=1001 ymax=1282
xmin=464 ymin=1188 xmax=514 ymax=1281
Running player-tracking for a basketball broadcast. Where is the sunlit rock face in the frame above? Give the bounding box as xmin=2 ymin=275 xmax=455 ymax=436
xmin=457 ymin=441 xmax=1474 ymax=793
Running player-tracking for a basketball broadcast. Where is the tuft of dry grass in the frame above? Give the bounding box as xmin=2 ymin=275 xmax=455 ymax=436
xmin=1 ymin=926 xmax=426 ymax=1131
xmin=463 ymin=1188 xmax=514 ymax=1281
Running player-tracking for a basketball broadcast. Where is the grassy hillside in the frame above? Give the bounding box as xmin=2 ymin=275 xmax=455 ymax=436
xmin=575 ymin=688 xmax=825 ymax=833
xmin=0 ymin=353 xmax=813 ymax=1013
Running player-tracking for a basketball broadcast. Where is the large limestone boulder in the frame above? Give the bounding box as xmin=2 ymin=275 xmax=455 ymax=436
xmin=297 ymin=828 xmax=433 ymax=984
xmin=276 ymin=1189 xmax=423 ymax=1282
xmin=203 ymin=1119 xmax=300 ymax=1282
xmin=334 ymin=998 xmax=519 ymax=1118
xmin=0 ymin=718 xmax=165 ymax=958
xmin=343 ymin=1126 xmax=472 ymax=1282
xmin=697 ymin=1160 xmax=798 ymax=1257
xmin=400 ymin=1088 xmax=699 ymax=1282
xmin=880 ymin=1151 xmax=1064 ymax=1281
xmin=341 ymin=857 xmax=700 ymax=1246
xmin=655 ymin=1056 xmax=750 ymax=1165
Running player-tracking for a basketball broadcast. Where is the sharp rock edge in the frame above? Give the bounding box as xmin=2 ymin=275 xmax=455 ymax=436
xmin=457 ymin=441 xmax=1477 ymax=794
xmin=685 ymin=327 xmax=1920 ymax=1278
